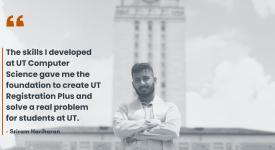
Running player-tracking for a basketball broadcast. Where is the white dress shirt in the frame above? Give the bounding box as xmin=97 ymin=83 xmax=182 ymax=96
xmin=113 ymin=95 xmax=181 ymax=150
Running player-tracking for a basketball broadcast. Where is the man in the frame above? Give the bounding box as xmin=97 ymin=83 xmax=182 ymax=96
xmin=113 ymin=63 xmax=181 ymax=150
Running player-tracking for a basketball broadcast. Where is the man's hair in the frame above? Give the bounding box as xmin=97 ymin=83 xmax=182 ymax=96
xmin=131 ymin=63 xmax=154 ymax=77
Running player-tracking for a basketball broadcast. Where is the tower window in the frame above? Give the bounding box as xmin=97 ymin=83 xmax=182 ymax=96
xmin=161 ymin=21 xmax=166 ymax=31
xmin=148 ymin=33 xmax=152 ymax=39
xmin=148 ymin=21 xmax=152 ymax=31
xmin=161 ymin=70 xmax=165 ymax=78
xmin=135 ymin=33 xmax=139 ymax=39
xmin=161 ymin=43 xmax=166 ymax=49
xmin=161 ymin=61 xmax=166 ymax=68
xmin=134 ymin=41 xmax=139 ymax=49
xmin=161 ymin=33 xmax=166 ymax=39
xmin=148 ymin=42 xmax=152 ymax=49
xmin=135 ymin=20 xmax=139 ymax=31
xmin=134 ymin=52 xmax=139 ymax=58
xmin=162 ymin=52 xmax=166 ymax=59
xmin=161 ymin=81 xmax=166 ymax=100
xmin=148 ymin=52 xmax=152 ymax=58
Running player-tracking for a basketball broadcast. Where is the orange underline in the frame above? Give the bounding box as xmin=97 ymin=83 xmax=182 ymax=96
xmin=1 ymin=47 xmax=4 ymax=135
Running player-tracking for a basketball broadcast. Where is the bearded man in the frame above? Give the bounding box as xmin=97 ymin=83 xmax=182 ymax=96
xmin=113 ymin=63 xmax=181 ymax=150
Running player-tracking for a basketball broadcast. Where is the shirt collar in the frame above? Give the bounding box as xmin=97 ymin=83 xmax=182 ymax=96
xmin=137 ymin=95 xmax=162 ymax=106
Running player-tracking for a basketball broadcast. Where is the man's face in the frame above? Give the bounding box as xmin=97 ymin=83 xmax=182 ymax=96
xmin=132 ymin=69 xmax=156 ymax=97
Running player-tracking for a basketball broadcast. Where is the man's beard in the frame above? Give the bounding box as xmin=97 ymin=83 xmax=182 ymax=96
xmin=134 ymin=84 xmax=155 ymax=98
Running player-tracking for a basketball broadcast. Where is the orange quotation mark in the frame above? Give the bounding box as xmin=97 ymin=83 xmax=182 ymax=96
xmin=6 ymin=15 xmax=24 ymax=27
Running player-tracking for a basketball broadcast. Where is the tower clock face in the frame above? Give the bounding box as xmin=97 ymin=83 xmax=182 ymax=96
xmin=142 ymin=0 xmax=158 ymax=4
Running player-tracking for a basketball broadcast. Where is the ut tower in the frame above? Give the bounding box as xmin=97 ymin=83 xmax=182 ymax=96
xmin=113 ymin=0 xmax=186 ymax=126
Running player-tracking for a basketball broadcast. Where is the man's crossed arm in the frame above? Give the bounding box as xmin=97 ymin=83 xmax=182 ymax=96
xmin=113 ymin=103 xmax=181 ymax=142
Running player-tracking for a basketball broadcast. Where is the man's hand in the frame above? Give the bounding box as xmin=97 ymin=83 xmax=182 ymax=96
xmin=124 ymin=119 xmax=162 ymax=142
xmin=144 ymin=119 xmax=161 ymax=129
xmin=125 ymin=136 xmax=137 ymax=144
xmin=143 ymin=119 xmax=161 ymax=131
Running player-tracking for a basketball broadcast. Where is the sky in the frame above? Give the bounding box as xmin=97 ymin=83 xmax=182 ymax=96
xmin=0 ymin=0 xmax=275 ymax=148
xmin=185 ymin=0 xmax=275 ymax=131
